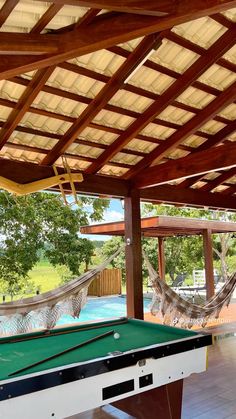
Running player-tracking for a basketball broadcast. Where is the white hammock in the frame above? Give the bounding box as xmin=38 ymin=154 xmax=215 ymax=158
xmin=144 ymin=251 xmax=236 ymax=328
xmin=0 ymin=248 xmax=122 ymax=336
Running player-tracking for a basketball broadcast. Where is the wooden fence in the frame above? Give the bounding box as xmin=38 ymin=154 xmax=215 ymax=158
xmin=88 ymin=268 xmax=122 ymax=296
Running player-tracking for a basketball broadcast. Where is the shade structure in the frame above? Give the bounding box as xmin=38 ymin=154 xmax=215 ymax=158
xmin=80 ymin=216 xmax=236 ymax=238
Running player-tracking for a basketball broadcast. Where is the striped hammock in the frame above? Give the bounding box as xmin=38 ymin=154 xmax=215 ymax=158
xmin=0 ymin=248 xmax=121 ymax=336
xmin=143 ymin=251 xmax=236 ymax=328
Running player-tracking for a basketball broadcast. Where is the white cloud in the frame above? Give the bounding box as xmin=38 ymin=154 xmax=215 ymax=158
xmin=90 ymin=210 xmax=123 ymax=225
xmin=102 ymin=210 xmax=124 ymax=223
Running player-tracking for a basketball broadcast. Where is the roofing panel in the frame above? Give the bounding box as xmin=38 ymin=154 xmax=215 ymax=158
xmin=198 ymin=64 xmax=236 ymax=90
xmin=172 ymin=16 xmax=227 ymax=48
xmin=98 ymin=164 xmax=128 ymax=177
xmin=213 ymin=185 xmax=230 ymax=192
xmin=70 ymin=51 xmax=125 ymax=77
xmin=0 ymin=80 xmax=26 ymax=102
xmin=218 ymin=103 xmax=236 ymax=120
xmin=0 ymin=0 xmax=49 ymax=32
xmin=0 ymin=105 xmax=12 ymax=121
xmin=222 ymin=44 xmax=236 ymax=63
xmin=223 ymin=7 xmax=236 ymax=21
xmin=150 ymin=38 xmax=199 ymax=74
xmin=119 ymin=37 xmax=143 ymax=52
xmin=20 ymin=112 xmax=72 ymax=134
xmin=0 ymin=1 xmax=89 ymax=33
xmin=140 ymin=123 xmax=176 ymax=139
xmin=177 ymin=87 xmax=215 ymax=109
xmin=126 ymin=138 xmax=157 ymax=153
xmin=0 ymin=146 xmax=44 ymax=164
xmin=47 ymin=67 xmax=105 ymax=98
xmin=67 ymin=143 xmax=102 ymax=159
xmin=108 ymin=90 xmax=154 ymax=113
xmin=126 ymin=65 xmax=175 ymax=94
xmin=199 ymin=120 xmax=226 ymax=134
xmin=32 ymin=92 xmax=87 ymax=118
xmin=9 ymin=131 xmax=57 ymax=150
xmin=55 ymin=156 xmax=91 ymax=171
xmin=158 ymin=105 xmax=194 ymax=125
xmin=182 ymin=134 xmax=206 ymax=148
xmin=78 ymin=126 xmax=118 ymax=145
xmin=165 ymin=149 xmax=189 ymax=160
xmin=110 ymin=152 xmax=141 ymax=166
xmin=93 ymin=110 xmax=135 ymax=130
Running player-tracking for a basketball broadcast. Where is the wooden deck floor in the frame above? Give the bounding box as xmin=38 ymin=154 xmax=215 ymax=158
xmin=68 ymin=334 xmax=236 ymax=419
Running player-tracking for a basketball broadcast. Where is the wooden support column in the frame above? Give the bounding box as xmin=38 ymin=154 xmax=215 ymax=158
xmin=158 ymin=237 xmax=165 ymax=280
xmin=124 ymin=189 xmax=143 ymax=319
xmin=203 ymin=229 xmax=215 ymax=300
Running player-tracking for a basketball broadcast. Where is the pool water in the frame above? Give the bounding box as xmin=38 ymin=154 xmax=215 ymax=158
xmin=57 ymin=296 xmax=151 ymax=326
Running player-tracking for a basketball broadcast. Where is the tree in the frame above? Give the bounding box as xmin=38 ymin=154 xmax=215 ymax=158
xmin=102 ymin=204 xmax=236 ymax=286
xmin=0 ymin=191 xmax=109 ymax=298
xmin=102 ymin=237 xmax=125 ymax=281
xmin=142 ymin=204 xmax=236 ymax=282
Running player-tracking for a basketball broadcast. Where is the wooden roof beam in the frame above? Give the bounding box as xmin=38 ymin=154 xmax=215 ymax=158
xmin=0 ymin=157 xmax=129 ymax=197
xmin=2 ymin=1 xmax=236 ymax=79
xmin=134 ymin=140 xmax=236 ymax=189
xmin=178 ymin=119 xmax=236 ymax=188
xmin=41 ymin=34 xmax=162 ymax=165
xmin=37 ymin=0 xmax=236 ymax=18
xmin=86 ymin=25 xmax=236 ymax=175
xmin=140 ymin=184 xmax=236 ymax=211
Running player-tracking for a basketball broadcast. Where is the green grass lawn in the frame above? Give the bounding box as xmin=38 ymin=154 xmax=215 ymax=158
xmin=28 ymin=259 xmax=61 ymax=293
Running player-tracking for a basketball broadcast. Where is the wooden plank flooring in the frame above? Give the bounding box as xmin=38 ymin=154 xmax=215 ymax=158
xmin=67 ymin=335 xmax=236 ymax=419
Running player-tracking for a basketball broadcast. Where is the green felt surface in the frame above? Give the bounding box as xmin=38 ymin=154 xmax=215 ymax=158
xmin=0 ymin=319 xmax=197 ymax=381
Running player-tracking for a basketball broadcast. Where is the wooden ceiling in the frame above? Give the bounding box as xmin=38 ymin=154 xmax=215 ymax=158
xmin=1 ymin=1 xmax=236 ymax=210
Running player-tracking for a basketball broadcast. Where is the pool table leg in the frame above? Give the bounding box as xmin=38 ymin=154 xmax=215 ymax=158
xmin=111 ymin=379 xmax=183 ymax=419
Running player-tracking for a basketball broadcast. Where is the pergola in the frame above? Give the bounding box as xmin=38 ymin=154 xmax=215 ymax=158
xmin=1 ymin=1 xmax=236 ymax=319
xmin=81 ymin=216 xmax=236 ymax=299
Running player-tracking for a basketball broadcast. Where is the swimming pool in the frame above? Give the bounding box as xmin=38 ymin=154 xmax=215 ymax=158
xmin=57 ymin=296 xmax=151 ymax=325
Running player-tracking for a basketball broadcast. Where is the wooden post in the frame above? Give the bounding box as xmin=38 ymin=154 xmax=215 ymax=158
xmin=158 ymin=237 xmax=165 ymax=280
xmin=124 ymin=189 xmax=143 ymax=319
xmin=203 ymin=229 xmax=215 ymax=300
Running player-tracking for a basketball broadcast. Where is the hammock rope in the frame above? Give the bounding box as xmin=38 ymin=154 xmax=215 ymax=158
xmin=143 ymin=251 xmax=236 ymax=328
xmin=0 ymin=247 xmax=122 ymax=336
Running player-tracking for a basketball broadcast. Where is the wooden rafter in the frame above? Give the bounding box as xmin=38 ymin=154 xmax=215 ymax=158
xmin=140 ymin=185 xmax=236 ymax=211
xmin=0 ymin=67 xmax=55 ymax=150
xmin=134 ymin=141 xmax=236 ymax=189
xmin=6 ymin=73 xmax=232 ymax=141
xmin=0 ymin=76 xmax=232 ymax=165
xmin=0 ymin=0 xmax=19 ymax=28
xmin=85 ymin=23 xmax=236 ymax=175
xmin=41 ymin=34 xmax=162 ymax=165
xmin=30 ymin=3 xmax=63 ymax=34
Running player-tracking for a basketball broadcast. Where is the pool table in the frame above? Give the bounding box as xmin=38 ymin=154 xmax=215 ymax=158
xmin=0 ymin=318 xmax=212 ymax=419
